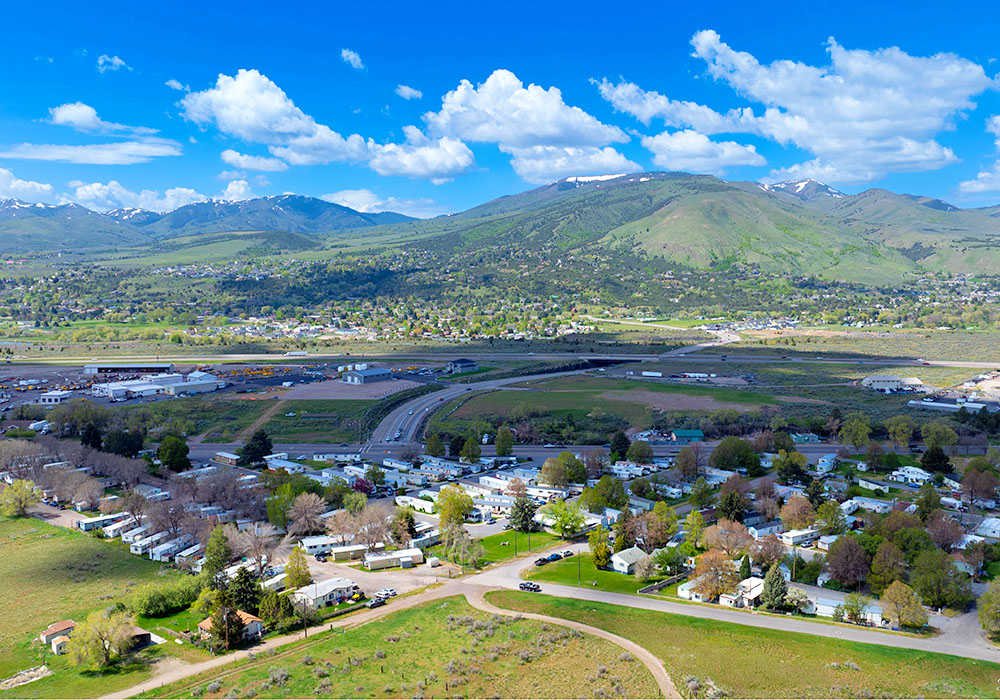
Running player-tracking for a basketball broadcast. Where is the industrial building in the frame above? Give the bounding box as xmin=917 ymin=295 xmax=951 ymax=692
xmin=342 ymin=368 xmax=393 ymax=384
xmin=83 ymin=362 xmax=176 ymax=375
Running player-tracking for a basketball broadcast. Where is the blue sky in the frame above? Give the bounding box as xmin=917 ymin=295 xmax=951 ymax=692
xmin=1 ymin=0 xmax=999 ymax=216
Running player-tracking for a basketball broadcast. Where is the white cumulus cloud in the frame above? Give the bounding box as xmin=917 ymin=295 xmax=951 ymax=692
xmin=97 ymin=54 xmax=130 ymax=73
xmin=0 ymin=167 xmax=54 ymax=200
xmin=368 ymin=127 xmax=474 ymax=180
xmin=395 ymin=84 xmax=423 ymax=100
xmin=220 ymin=179 xmax=254 ymax=201
xmin=505 ymin=145 xmax=640 ymax=184
xmin=321 ymin=188 xmax=447 ymax=218
xmin=221 ymin=149 xmax=289 ymax=171
xmin=641 ymin=129 xmax=765 ymax=173
xmin=341 ymin=48 xmax=364 ymax=70
xmin=598 ymin=31 xmax=996 ymax=183
xmin=48 ymin=102 xmax=157 ymax=135
xmin=66 ymin=180 xmax=206 ymax=212
xmin=958 ymin=115 xmax=1000 ymax=194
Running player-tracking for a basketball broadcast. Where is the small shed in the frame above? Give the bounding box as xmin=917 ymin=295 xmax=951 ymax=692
xmin=51 ymin=635 xmax=70 ymax=655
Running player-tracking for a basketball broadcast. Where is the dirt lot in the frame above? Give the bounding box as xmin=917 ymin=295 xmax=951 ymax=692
xmin=284 ymin=378 xmax=421 ymax=400
xmin=601 ymin=389 xmax=764 ymax=413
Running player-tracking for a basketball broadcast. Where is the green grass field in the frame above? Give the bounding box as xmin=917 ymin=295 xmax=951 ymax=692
xmin=135 ymin=596 xmax=661 ymax=700
xmin=429 ymin=531 xmax=562 ymax=568
xmin=487 ymin=591 xmax=1000 ymax=698
xmin=261 ymin=399 xmax=377 ymax=443
xmin=121 ymin=396 xmax=272 ymax=442
xmin=0 ymin=517 xmax=190 ymax=698
xmin=524 ymin=553 xmax=668 ymax=595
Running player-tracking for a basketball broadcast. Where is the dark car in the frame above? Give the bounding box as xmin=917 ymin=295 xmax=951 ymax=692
xmin=534 ymin=558 xmax=549 ymax=566
xmin=519 ymin=582 xmax=541 ymax=592
xmin=365 ymin=597 xmax=386 ymax=609
xmin=314 ymin=554 xmax=327 ymax=562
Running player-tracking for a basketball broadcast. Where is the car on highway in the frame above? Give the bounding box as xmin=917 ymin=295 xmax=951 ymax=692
xmin=543 ymin=443 xmax=556 ymax=448
xmin=519 ymin=582 xmax=541 ymax=592
xmin=408 ymin=410 xmax=414 ymax=414
xmin=534 ymin=557 xmax=549 ymax=566
xmin=284 ymin=412 xmax=296 ymax=417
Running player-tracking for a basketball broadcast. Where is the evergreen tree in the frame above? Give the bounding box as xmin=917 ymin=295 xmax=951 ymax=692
xmin=80 ymin=423 xmax=102 ymax=450
xmin=921 ymin=445 xmax=951 ymax=473
xmin=448 ymin=434 xmax=466 ymax=458
xmin=495 ymin=426 xmax=514 ymax=457
xmin=239 ymin=429 xmax=273 ymax=466
xmin=739 ymin=554 xmax=751 ymax=580
xmin=460 ymin=437 xmax=482 ymax=463
xmin=209 ymin=594 xmax=246 ymax=651
xmin=202 ymin=525 xmax=233 ymax=582
xmin=259 ymin=590 xmax=295 ymax=628
xmin=158 ymin=434 xmax=191 ymax=472
xmin=284 ymin=546 xmax=311 ymax=589
xmin=760 ymin=562 xmax=788 ymax=610
xmin=718 ymin=489 xmax=745 ymax=522
xmin=510 ymin=496 xmax=537 ymax=533
xmin=228 ymin=567 xmax=262 ymax=614
xmin=425 ymin=433 xmax=445 ymax=458
xmin=609 ymin=430 xmax=630 ymax=461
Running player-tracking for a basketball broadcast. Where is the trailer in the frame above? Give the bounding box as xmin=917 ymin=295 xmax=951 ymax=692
xmin=150 ymin=535 xmax=194 ymax=562
xmin=103 ymin=517 xmax=140 ymax=539
xmin=363 ymin=547 xmax=424 ymax=570
xmin=130 ymin=531 xmax=170 ymax=556
xmin=121 ymin=524 xmax=152 ymax=543
xmin=175 ymin=544 xmax=203 ymax=568
xmin=75 ymin=512 xmax=127 ymax=532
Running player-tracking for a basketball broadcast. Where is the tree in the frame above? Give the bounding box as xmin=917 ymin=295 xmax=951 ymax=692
xmin=704 ymin=519 xmax=752 ymax=556
xmin=684 ymin=510 xmax=706 ymax=548
xmin=364 ymin=464 xmax=386 ymax=488
xmin=609 ymin=430 xmax=630 ymax=461
xmin=259 ymin=590 xmax=295 ymax=629
xmin=885 ymin=415 xmax=914 ymax=450
xmin=343 ymin=490 xmax=367 ymax=514
xmin=235 ymin=522 xmax=290 ymax=578
xmin=915 ymin=483 xmax=942 ymax=521
xmin=228 ymin=566 xmax=262 ymax=614
xmin=689 ymin=477 xmax=715 ymax=508
xmin=718 ymin=489 xmax=746 ymax=522
xmin=780 ymin=495 xmax=816 ymax=530
xmin=804 ymin=479 xmax=826 ymax=508
xmin=495 ymin=426 xmax=514 ymax=456
xmin=626 ymin=440 xmax=654 ymax=464
xmin=158 ymin=435 xmax=191 ymax=472
xmin=580 ymin=475 xmax=628 ymax=513
xmin=460 ymin=437 xmax=481 ymax=464
xmin=506 ymin=477 xmax=528 ymax=499
xmin=547 ymin=499 xmax=586 ymax=538
xmin=540 ymin=457 xmax=568 ymax=487
xmin=675 ymin=446 xmax=698 ymax=480
xmin=927 ymin=516 xmax=964 ymax=550
xmin=559 ymin=451 xmax=587 ymax=484
xmin=287 ymin=492 xmax=327 ymax=535
xmin=590 ymin=526 xmax=612 ymax=568
xmin=922 ymin=420 xmax=958 ymax=451
xmin=69 ymin=608 xmax=137 ymax=667
xmin=448 ymin=434 xmax=466 ymax=458
xmin=815 ymin=501 xmax=847 ymax=535
xmin=103 ymin=429 xmax=143 ymax=458
xmin=240 ymin=429 xmax=273 ymax=466
xmin=828 ymin=536 xmax=870 ymax=589
xmin=353 ymin=476 xmax=375 ymax=496
xmin=583 ymin=450 xmax=608 ymax=479
xmin=774 ymin=450 xmax=808 ymax=484
xmin=839 ymin=412 xmax=871 ymax=451
xmin=749 ymin=534 xmax=785 ymax=569
xmin=653 ymin=546 xmax=685 ymax=575
xmin=979 ymin=578 xmax=1000 ymax=638
xmin=284 ymin=546 xmax=312 ymax=589
xmin=437 ymin=484 xmax=474 ymax=527
xmin=842 ymin=592 xmax=874 ymax=624
xmin=202 ymin=525 xmax=233 ymax=582
xmin=510 ymin=496 xmax=537 ymax=533
xmin=709 ymin=437 xmax=762 ymax=477
xmin=80 ymin=423 xmax=102 ymax=450
xmin=209 ymin=593 xmax=246 ymax=651
xmin=785 ymin=586 xmax=810 ymax=613
xmin=651 ymin=501 xmax=678 ymax=544
xmin=921 ymin=446 xmax=951 ymax=474
xmin=760 ymin=562 xmax=788 ymax=610
xmin=692 ymin=550 xmax=739 ymax=601
xmin=881 ymin=580 xmax=928 ymax=629
xmin=391 ymin=506 xmax=417 ymax=545
xmin=0 ymin=479 xmax=41 ymax=517
xmin=739 ymin=554 xmax=751 ymax=580
xmin=865 ymin=441 xmax=885 ymax=470
xmin=425 ymin=433 xmax=445 ymax=458
xmin=634 ymin=555 xmax=655 ymax=582
xmin=911 ymin=549 xmax=972 ymax=609
xmin=962 ymin=468 xmax=998 ymax=504
xmin=869 ymin=540 xmax=906 ymax=595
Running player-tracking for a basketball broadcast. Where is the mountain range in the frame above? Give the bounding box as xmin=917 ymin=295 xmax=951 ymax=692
xmin=3 ymin=173 xmax=999 ymax=284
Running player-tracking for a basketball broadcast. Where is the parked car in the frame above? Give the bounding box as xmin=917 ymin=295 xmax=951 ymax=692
xmin=376 ymin=588 xmax=397 ymax=598
xmin=534 ymin=558 xmax=549 ymax=566
xmin=314 ymin=554 xmax=327 ymax=562
xmin=350 ymin=591 xmax=366 ymax=602
xmin=519 ymin=582 xmax=541 ymax=592
xmin=546 ymin=553 xmax=562 ymax=562
xmin=561 ymin=550 xmax=573 ymax=558
xmin=365 ymin=597 xmax=386 ymax=609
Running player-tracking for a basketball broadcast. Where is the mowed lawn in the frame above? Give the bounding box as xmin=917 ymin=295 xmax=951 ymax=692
xmin=487 ymin=591 xmax=1000 ymax=699
xmin=0 ymin=517 xmax=189 ymax=697
xmin=524 ymin=553 xmax=668 ymax=595
xmin=261 ymin=399 xmax=376 ymax=442
xmin=137 ymin=596 xmax=661 ymax=700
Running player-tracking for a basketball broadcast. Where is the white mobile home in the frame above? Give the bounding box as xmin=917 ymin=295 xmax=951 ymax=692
xmin=121 ymin=524 xmax=152 ymax=543
xmin=780 ymin=528 xmax=820 ymax=547
xmin=102 ymin=517 xmax=139 ymax=539
xmin=289 ymin=577 xmax=357 ymax=610
xmin=175 ymin=544 xmax=203 ymax=568
xmin=76 ymin=512 xmax=127 ymax=532
xmin=130 ymin=531 xmax=170 ymax=555
xmin=150 ymin=535 xmax=194 ymax=562
xmin=363 ymin=547 xmax=424 ymax=570
xmin=395 ymin=495 xmax=435 ymax=514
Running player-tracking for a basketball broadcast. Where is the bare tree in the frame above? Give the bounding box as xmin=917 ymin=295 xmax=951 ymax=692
xmin=288 ymin=492 xmax=327 ymax=535
xmin=119 ymin=489 xmax=150 ymax=523
xmin=749 ymin=534 xmax=785 ymax=568
xmin=583 ymin=450 xmax=608 ymax=479
xmin=325 ymin=510 xmax=355 ymax=545
xmin=353 ymin=503 xmax=391 ymax=552
xmin=236 ymin=522 xmax=292 ymax=576
xmin=505 ymin=477 xmax=528 ymax=499
xmin=148 ymin=500 xmax=194 ymax=538
xmin=703 ymin=519 xmax=752 ymax=556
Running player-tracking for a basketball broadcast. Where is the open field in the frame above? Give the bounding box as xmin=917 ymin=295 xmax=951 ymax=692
xmin=429 ymin=531 xmax=563 ymax=568
xmin=0 ymin=517 xmax=189 ymax=698
xmin=136 ymin=596 xmax=660 ymax=700
xmin=524 ymin=553 xmax=668 ymax=596
xmin=261 ymin=399 xmax=376 ymax=443
xmin=125 ymin=396 xmax=273 ymax=443
xmin=488 ymin=591 xmax=1000 ymax=699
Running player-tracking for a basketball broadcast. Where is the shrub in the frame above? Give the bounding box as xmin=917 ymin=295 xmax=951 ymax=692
xmin=206 ymin=681 xmax=221 ymax=694
xmin=129 ymin=576 xmax=203 ymax=616
xmin=268 ymin=667 xmax=290 ymax=687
